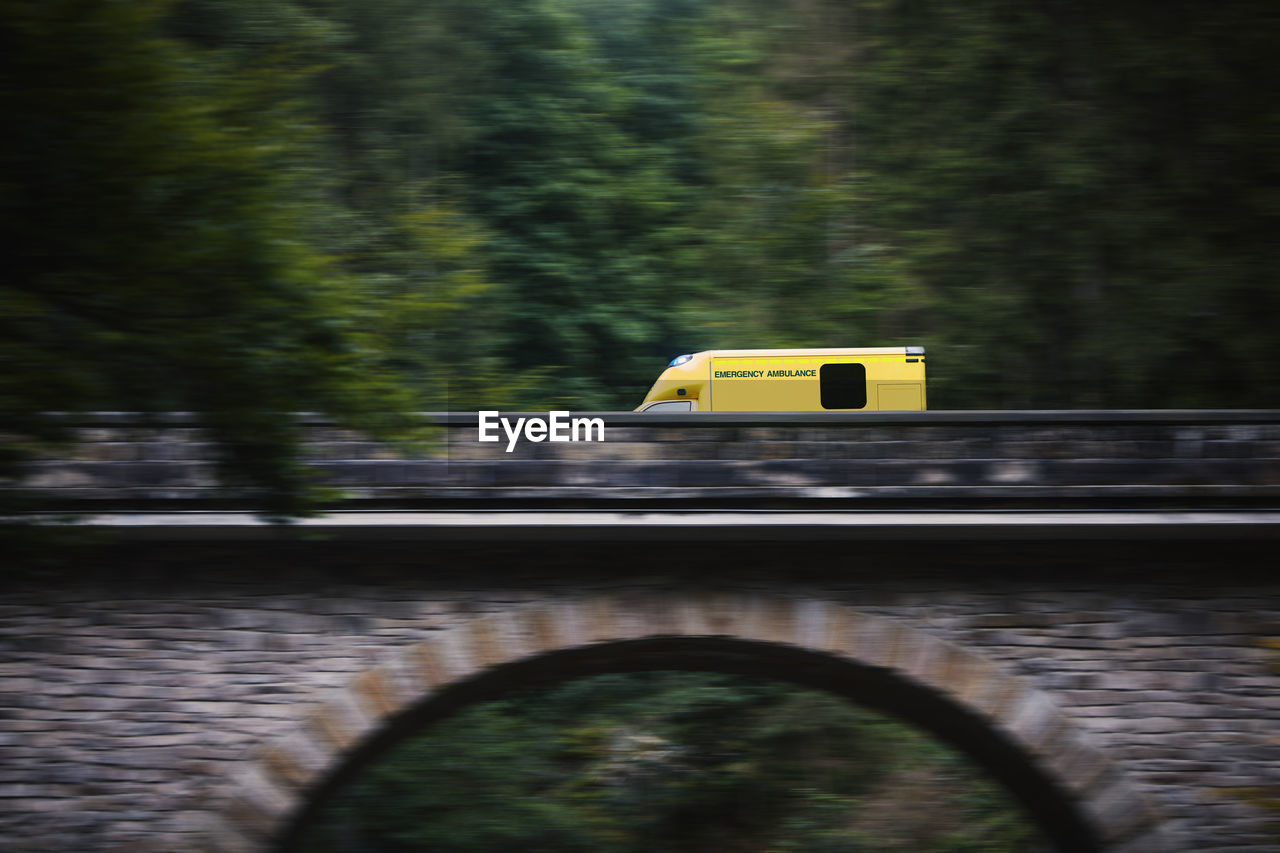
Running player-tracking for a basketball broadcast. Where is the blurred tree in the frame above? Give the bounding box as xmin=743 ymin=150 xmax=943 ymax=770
xmin=0 ymin=0 xmax=425 ymax=517
xmin=444 ymin=0 xmax=702 ymax=409
xmin=169 ymin=0 xmax=509 ymax=411
xmin=848 ymin=0 xmax=1280 ymax=407
xmin=298 ymin=672 xmax=1043 ymax=852
xmin=632 ymin=0 xmax=931 ymax=361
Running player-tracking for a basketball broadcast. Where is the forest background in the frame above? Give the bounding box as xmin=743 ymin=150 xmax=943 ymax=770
xmin=4 ymin=0 xmax=1279 ymax=507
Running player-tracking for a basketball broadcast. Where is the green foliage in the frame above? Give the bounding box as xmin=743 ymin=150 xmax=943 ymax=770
xmin=7 ymin=0 xmax=1278 ymax=521
xmin=849 ymin=0 xmax=1280 ymax=407
xmin=298 ymin=673 xmax=1042 ymax=852
xmin=439 ymin=0 xmax=704 ymax=408
xmin=0 ymin=0 xmax=431 ymax=517
xmin=172 ymin=0 xmax=509 ymax=412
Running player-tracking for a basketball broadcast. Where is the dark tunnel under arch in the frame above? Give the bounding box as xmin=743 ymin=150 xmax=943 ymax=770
xmin=278 ymin=637 xmax=1104 ymax=852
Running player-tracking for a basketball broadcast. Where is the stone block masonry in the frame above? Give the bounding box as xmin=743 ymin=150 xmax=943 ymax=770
xmin=1 ymin=539 xmax=1277 ymax=852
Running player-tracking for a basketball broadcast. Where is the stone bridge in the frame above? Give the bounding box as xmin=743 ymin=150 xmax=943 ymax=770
xmin=3 ymin=411 xmax=1279 ymax=852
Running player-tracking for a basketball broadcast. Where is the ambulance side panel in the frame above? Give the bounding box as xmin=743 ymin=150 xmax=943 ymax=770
xmin=709 ymin=354 xmax=925 ymax=411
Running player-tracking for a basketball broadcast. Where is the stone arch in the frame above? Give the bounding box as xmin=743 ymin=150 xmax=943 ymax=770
xmin=203 ymin=593 xmax=1176 ymax=853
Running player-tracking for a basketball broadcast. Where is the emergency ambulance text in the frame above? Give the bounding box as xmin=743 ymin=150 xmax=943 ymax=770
xmin=714 ymin=369 xmax=817 ymax=378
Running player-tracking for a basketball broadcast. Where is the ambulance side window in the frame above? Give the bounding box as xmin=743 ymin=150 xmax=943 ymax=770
xmin=643 ymin=400 xmax=693 ymax=412
xmin=819 ymin=363 xmax=867 ymax=409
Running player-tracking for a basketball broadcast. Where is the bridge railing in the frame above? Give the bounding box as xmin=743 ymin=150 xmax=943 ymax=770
xmin=13 ymin=410 xmax=1280 ymax=511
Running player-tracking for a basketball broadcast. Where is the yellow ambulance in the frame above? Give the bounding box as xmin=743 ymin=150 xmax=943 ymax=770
xmin=635 ymin=347 xmax=926 ymax=412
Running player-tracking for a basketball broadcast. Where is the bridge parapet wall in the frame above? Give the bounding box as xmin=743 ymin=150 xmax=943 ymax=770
xmin=16 ymin=411 xmax=1280 ymax=508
